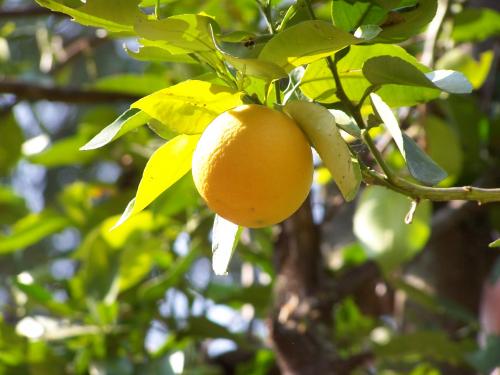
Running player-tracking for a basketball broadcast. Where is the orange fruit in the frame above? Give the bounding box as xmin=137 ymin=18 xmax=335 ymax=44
xmin=191 ymin=104 xmax=313 ymax=228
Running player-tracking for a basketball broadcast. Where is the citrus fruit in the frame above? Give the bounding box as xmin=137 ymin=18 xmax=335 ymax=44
xmin=191 ymin=104 xmax=313 ymax=228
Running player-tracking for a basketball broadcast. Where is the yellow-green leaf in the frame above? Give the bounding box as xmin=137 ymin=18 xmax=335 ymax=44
xmin=35 ymin=0 xmax=146 ymax=34
xmin=134 ymin=14 xmax=215 ymax=53
xmin=259 ymin=20 xmax=358 ymax=72
xmin=131 ymin=80 xmax=244 ymax=134
xmin=114 ymin=134 xmax=200 ymax=228
xmin=284 ymin=101 xmax=361 ymax=201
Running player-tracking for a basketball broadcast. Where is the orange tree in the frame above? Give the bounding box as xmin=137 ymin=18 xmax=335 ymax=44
xmin=1 ymin=0 xmax=500 ymax=373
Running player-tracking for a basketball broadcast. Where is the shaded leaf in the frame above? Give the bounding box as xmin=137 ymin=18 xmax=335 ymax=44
xmin=375 ymin=331 xmax=473 ymax=364
xmin=301 ymin=44 xmax=440 ymax=107
xmin=0 ymin=211 xmax=69 ymax=254
xmin=0 ymin=112 xmax=23 ymax=175
xmin=452 ymin=8 xmax=500 ymax=42
xmin=375 ymin=0 xmax=437 ymax=43
xmin=353 ymin=186 xmax=431 ymax=271
xmin=331 ymin=0 xmax=387 ymax=32
xmin=364 ymin=56 xmax=472 ymax=94
xmin=210 ymin=28 xmax=287 ymax=81
xmin=81 ymin=109 xmax=150 ymax=150
xmin=92 ymin=74 xmax=168 ymax=96
xmin=436 ymin=49 xmax=494 ymax=90
xmin=370 ymin=93 xmax=447 ymax=186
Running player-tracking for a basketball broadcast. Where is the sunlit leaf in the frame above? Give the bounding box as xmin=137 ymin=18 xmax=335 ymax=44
xmin=259 ymin=20 xmax=358 ymax=72
xmin=489 ymin=238 xmax=500 ymax=248
xmin=131 ymin=80 xmax=244 ymax=134
xmin=285 ymin=101 xmax=361 ymax=201
xmin=35 ymin=0 xmax=146 ymax=34
xmin=134 ymin=14 xmax=215 ymax=53
xmin=212 ymin=215 xmax=242 ymax=276
xmin=114 ymin=134 xmax=200 ymax=228
xmin=370 ymin=93 xmax=447 ymax=186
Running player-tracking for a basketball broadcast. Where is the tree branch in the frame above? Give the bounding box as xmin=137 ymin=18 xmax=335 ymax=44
xmin=0 ymin=80 xmax=140 ymax=103
xmin=0 ymin=6 xmax=64 ymax=19
xmin=362 ymin=167 xmax=500 ymax=203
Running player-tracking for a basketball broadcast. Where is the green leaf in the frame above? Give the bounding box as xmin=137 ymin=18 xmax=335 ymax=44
xmin=125 ymin=43 xmax=198 ymax=63
xmin=139 ymin=246 xmax=200 ymax=301
xmin=105 ymin=237 xmax=163 ymax=302
xmin=300 ymin=44 xmax=440 ymax=107
xmin=331 ymin=0 xmax=387 ymax=32
xmin=92 ymin=74 xmax=168 ymax=96
xmin=134 ymin=14 xmax=215 ymax=53
xmin=13 ymin=278 xmax=72 ymax=316
xmin=80 ymin=109 xmax=150 ymax=151
xmin=370 ymin=93 xmax=447 ymax=186
xmin=375 ymin=331 xmax=473 ymax=364
xmin=425 ymin=116 xmax=463 ymax=185
xmin=205 ymin=283 xmax=271 ymax=313
xmin=210 ymin=28 xmax=287 ymax=81
xmin=452 ymin=8 xmax=500 ymax=42
xmin=72 ymin=228 xmax=119 ymax=300
xmin=363 ymin=56 xmax=472 ymax=94
xmin=113 ymin=134 xmax=200 ymax=228
xmin=35 ymin=0 xmax=146 ymax=34
xmin=0 ymin=187 xmax=27 ymax=225
xmin=353 ymin=186 xmax=431 ymax=271
xmin=375 ymin=0 xmax=437 ymax=43
xmin=284 ymin=101 xmax=361 ymax=201
xmin=468 ymin=336 xmax=500 ymax=374
xmin=436 ymin=49 xmax=494 ymax=90
xmin=0 ymin=112 xmax=23 ymax=175
xmin=212 ymin=215 xmax=242 ymax=276
xmin=489 ymin=238 xmax=500 ymax=248
xmin=353 ymin=24 xmax=382 ymax=40
xmin=0 ymin=210 xmax=69 ymax=254
xmin=259 ymin=20 xmax=358 ymax=72
xmin=131 ymin=80 xmax=244 ymax=134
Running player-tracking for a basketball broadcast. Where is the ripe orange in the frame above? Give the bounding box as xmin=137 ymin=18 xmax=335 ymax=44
xmin=191 ymin=104 xmax=313 ymax=228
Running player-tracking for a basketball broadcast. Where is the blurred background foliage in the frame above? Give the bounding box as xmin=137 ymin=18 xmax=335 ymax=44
xmin=0 ymin=0 xmax=499 ymax=374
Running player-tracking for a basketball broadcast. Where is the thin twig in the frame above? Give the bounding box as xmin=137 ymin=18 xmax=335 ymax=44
xmin=0 ymin=80 xmax=140 ymax=103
